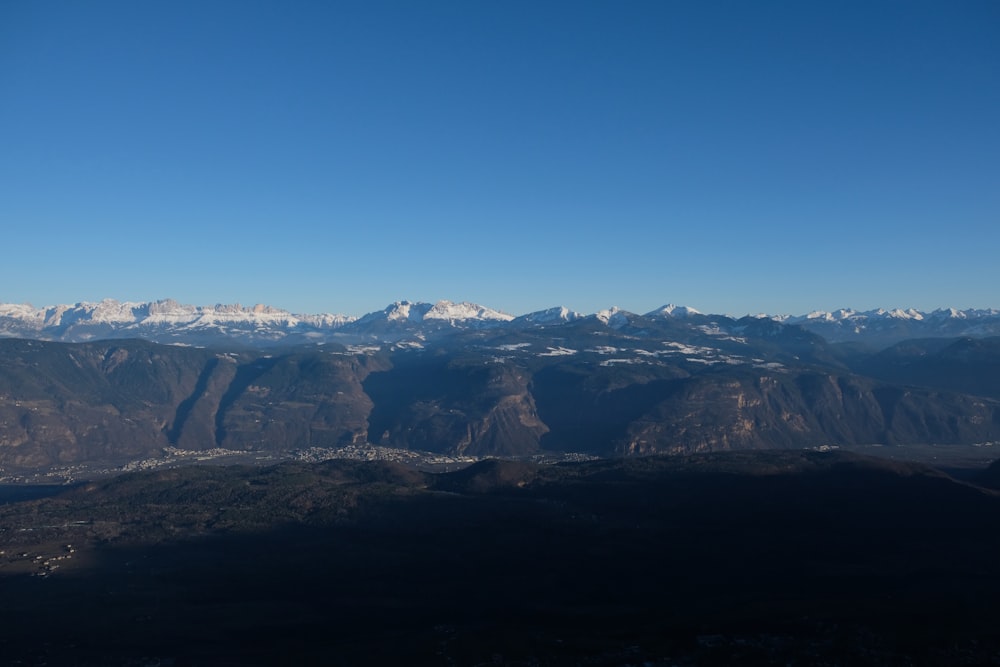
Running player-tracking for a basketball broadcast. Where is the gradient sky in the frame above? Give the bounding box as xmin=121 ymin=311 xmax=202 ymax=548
xmin=2 ymin=1 xmax=998 ymax=317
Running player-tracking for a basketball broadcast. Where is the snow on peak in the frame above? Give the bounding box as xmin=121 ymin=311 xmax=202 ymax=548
xmin=423 ymin=300 xmax=514 ymax=322
xmin=774 ymin=306 xmax=1000 ymax=343
xmin=5 ymin=298 xmax=1000 ymax=347
xmin=365 ymin=300 xmax=513 ymax=325
xmin=80 ymin=298 xmax=150 ymax=323
xmin=594 ymin=307 xmax=630 ymax=329
xmin=788 ymin=308 xmax=877 ymax=324
xmin=886 ymin=308 xmax=924 ymax=321
xmin=933 ymin=307 xmax=967 ymax=319
xmin=645 ymin=304 xmax=702 ymax=318
xmin=0 ymin=298 xmax=354 ymax=332
xmin=517 ymin=306 xmax=583 ymax=324
xmin=381 ymin=301 xmax=424 ymax=322
xmin=0 ymin=303 xmax=42 ymax=320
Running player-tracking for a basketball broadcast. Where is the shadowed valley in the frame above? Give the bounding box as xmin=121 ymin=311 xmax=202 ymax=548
xmin=2 ymin=452 xmax=1000 ymax=665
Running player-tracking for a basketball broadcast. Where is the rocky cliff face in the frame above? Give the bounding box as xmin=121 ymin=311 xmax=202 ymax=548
xmin=1 ymin=335 xmax=999 ymax=470
xmin=363 ymin=354 xmax=548 ymax=457
xmin=0 ymin=340 xmax=215 ymax=467
xmin=0 ymin=340 xmax=382 ymax=467
xmin=619 ymin=372 xmax=999 ymax=454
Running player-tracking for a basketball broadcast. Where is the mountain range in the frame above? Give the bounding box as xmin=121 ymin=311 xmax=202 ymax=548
xmin=1 ymin=294 xmax=999 ymax=471
xmin=2 ymin=298 xmax=999 ymax=348
xmin=4 ymin=300 xmax=1000 ymax=664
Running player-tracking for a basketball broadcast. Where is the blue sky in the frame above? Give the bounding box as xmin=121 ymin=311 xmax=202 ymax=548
xmin=2 ymin=1 xmax=997 ymax=317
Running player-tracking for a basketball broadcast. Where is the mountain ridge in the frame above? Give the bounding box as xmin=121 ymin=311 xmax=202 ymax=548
xmin=3 ymin=298 xmax=1000 ymax=348
xmin=1 ymin=330 xmax=998 ymax=471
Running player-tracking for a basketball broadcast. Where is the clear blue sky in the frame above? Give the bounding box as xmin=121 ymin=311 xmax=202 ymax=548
xmin=2 ymin=1 xmax=997 ymax=317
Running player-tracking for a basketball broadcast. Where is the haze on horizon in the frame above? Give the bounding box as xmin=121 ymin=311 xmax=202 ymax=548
xmin=1 ymin=1 xmax=997 ymax=317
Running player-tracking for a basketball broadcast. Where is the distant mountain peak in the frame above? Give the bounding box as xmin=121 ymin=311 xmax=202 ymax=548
xmin=0 ymin=298 xmax=355 ymax=346
xmin=645 ymin=304 xmax=702 ymax=318
xmin=887 ymin=308 xmax=924 ymax=321
xmin=424 ymin=300 xmax=514 ymax=323
xmin=2 ymin=298 xmax=999 ymax=349
xmin=514 ymin=306 xmax=583 ymax=325
xmin=380 ymin=301 xmax=431 ymax=322
xmin=779 ymin=306 xmax=1000 ymax=345
xmin=360 ymin=300 xmax=513 ymax=326
xmin=594 ymin=307 xmax=631 ymax=329
xmin=935 ymin=307 xmax=967 ymax=319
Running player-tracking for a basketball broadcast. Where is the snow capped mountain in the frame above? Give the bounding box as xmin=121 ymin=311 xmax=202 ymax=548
xmin=0 ymin=299 xmax=354 ymax=329
xmin=513 ymin=306 xmax=584 ymax=326
xmin=886 ymin=308 xmax=924 ymax=321
xmin=351 ymin=300 xmax=513 ymax=327
xmin=1 ymin=298 xmax=999 ymax=348
xmin=929 ymin=307 xmax=1000 ymax=320
xmin=645 ymin=304 xmax=703 ymax=319
xmin=786 ymin=307 xmax=1000 ymax=326
xmin=0 ymin=299 xmax=355 ymax=345
xmin=354 ymin=301 xmax=434 ymax=324
xmin=593 ymin=307 xmax=631 ymax=329
xmin=424 ymin=300 xmax=514 ymax=323
xmin=798 ymin=309 xmax=852 ymax=322
xmin=783 ymin=307 xmax=1000 ymax=345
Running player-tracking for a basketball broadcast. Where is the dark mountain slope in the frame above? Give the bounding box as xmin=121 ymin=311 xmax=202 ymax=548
xmin=2 ymin=337 xmax=999 ymax=469
xmin=621 ymin=370 xmax=1000 ymax=454
xmin=0 ymin=340 xmax=380 ymax=468
xmin=854 ymin=336 xmax=1000 ymax=399
xmin=0 ymin=339 xmax=219 ymax=466
xmin=210 ymin=350 xmax=380 ymax=450
xmin=363 ymin=351 xmax=548 ymax=456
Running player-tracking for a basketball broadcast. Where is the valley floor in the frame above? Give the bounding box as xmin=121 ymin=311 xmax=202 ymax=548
xmin=1 ymin=450 xmax=999 ymax=665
